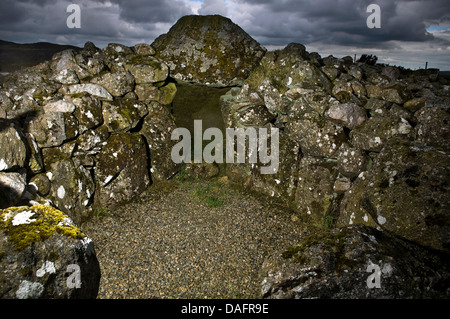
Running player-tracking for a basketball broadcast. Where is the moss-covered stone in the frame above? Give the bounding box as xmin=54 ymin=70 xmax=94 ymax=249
xmin=125 ymin=55 xmax=169 ymax=84
xmin=0 ymin=205 xmax=85 ymax=251
xmin=152 ymin=15 xmax=266 ymax=86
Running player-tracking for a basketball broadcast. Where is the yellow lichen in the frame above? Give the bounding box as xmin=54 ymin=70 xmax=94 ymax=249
xmin=0 ymin=205 xmax=85 ymax=251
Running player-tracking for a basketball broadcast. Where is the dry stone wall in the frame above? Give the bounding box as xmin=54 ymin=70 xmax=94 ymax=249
xmin=0 ymin=42 xmax=179 ymax=225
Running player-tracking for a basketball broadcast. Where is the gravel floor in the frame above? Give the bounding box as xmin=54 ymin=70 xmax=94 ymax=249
xmin=82 ymin=177 xmax=304 ymax=299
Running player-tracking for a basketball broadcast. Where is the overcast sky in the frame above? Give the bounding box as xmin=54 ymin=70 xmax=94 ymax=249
xmin=0 ymin=0 xmax=449 ymax=70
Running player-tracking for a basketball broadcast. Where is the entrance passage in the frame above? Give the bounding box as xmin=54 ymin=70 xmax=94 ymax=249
xmin=172 ymin=82 xmax=230 ymax=135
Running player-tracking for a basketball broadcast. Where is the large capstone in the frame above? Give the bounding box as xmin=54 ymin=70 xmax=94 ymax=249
xmin=152 ymin=15 xmax=267 ymax=87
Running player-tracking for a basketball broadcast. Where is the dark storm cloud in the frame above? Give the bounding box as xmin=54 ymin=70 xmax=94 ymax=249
xmin=0 ymin=0 xmax=448 ymax=69
xmin=237 ymin=0 xmax=450 ymax=46
xmin=0 ymin=0 xmax=194 ymax=47
xmin=104 ymin=0 xmax=192 ymax=24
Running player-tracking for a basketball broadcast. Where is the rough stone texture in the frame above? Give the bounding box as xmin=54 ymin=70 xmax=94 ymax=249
xmin=0 ymin=120 xmax=28 ymax=171
xmin=293 ymin=156 xmax=337 ymax=220
xmin=28 ymin=110 xmax=79 ymax=148
xmin=0 ymin=38 xmax=178 ymax=224
xmin=63 ymin=84 xmax=113 ymax=101
xmin=45 ymin=157 xmax=95 ymax=225
xmin=350 ymin=114 xmax=412 ymax=152
xmin=338 ymin=138 xmax=450 ymax=252
xmin=0 ymin=205 xmax=100 ymax=299
xmin=91 ymin=71 xmax=135 ymax=97
xmin=95 ymin=133 xmax=150 ymax=209
xmin=286 ymin=113 xmax=346 ymax=158
xmin=102 ymin=99 xmax=148 ymax=133
xmin=141 ymin=101 xmax=180 ymax=182
xmin=325 ymin=102 xmax=367 ymax=129
xmin=152 ymin=15 xmax=266 ymax=86
xmin=261 ymin=225 xmax=450 ymax=299
xmin=124 ymin=56 xmax=169 ymax=84
xmin=220 ymin=39 xmax=450 ymax=268
xmin=413 ymin=106 xmax=450 ymax=153
xmin=336 ymin=143 xmax=368 ymax=179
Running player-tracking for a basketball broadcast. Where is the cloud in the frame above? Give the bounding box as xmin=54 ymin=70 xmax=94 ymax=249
xmin=105 ymin=0 xmax=193 ymax=24
xmin=0 ymin=0 xmax=449 ymax=70
xmin=227 ymin=0 xmax=449 ymax=46
xmin=198 ymin=0 xmax=228 ymax=16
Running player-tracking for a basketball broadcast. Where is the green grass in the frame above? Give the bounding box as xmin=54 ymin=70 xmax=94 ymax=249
xmin=191 ymin=181 xmax=225 ymax=208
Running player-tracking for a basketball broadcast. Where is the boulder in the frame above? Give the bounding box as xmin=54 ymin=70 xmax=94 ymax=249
xmin=0 ymin=120 xmax=28 ymax=171
xmin=68 ymin=93 xmax=104 ymax=134
xmin=102 ymin=98 xmax=148 ymax=133
xmin=49 ymin=50 xmax=80 ymax=85
xmin=152 ymin=15 xmax=266 ymax=86
xmin=133 ymin=43 xmax=156 ymax=56
xmin=414 ymin=106 xmax=450 ymax=153
xmin=324 ymin=102 xmax=367 ymax=129
xmin=0 ymin=205 xmax=100 ymax=299
xmin=293 ymin=156 xmax=338 ymax=222
xmin=91 ymin=71 xmax=135 ymax=97
xmin=336 ymin=143 xmax=368 ymax=179
xmin=28 ymin=109 xmax=79 ymax=148
xmin=350 ymin=114 xmax=412 ymax=152
xmin=95 ymin=132 xmax=150 ymax=208
xmin=44 ymin=155 xmax=95 ymax=225
xmin=124 ymin=55 xmax=169 ymax=84
xmin=63 ymin=84 xmax=113 ymax=101
xmin=261 ymin=225 xmax=450 ymax=299
xmin=285 ymin=112 xmax=346 ymax=158
xmin=338 ymin=138 xmax=450 ymax=252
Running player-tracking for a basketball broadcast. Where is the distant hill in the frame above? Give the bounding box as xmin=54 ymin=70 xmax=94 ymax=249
xmin=0 ymin=40 xmax=81 ymax=73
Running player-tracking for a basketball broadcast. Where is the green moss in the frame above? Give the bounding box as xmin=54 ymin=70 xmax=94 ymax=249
xmin=282 ymin=229 xmax=348 ymax=262
xmin=0 ymin=205 xmax=85 ymax=251
xmin=127 ymin=55 xmax=163 ymax=69
xmin=67 ymin=92 xmax=87 ymax=99
xmin=191 ymin=182 xmax=225 ymax=208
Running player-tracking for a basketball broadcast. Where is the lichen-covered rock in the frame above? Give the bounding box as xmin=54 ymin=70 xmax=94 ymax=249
xmin=0 ymin=205 xmax=100 ymax=299
xmin=286 ymin=112 xmax=346 ymax=158
xmin=29 ymin=173 xmax=51 ymax=197
xmin=44 ymin=157 xmax=95 ymax=225
xmin=95 ymin=132 xmax=150 ymax=208
xmin=293 ymin=156 xmax=337 ymax=221
xmin=152 ymin=15 xmax=266 ymax=86
xmin=91 ymin=71 xmax=135 ymax=97
xmin=0 ymin=120 xmax=28 ymax=171
xmin=68 ymin=93 xmax=103 ymax=134
xmin=261 ymin=225 xmax=450 ymax=299
xmin=28 ymin=108 xmax=79 ymax=148
xmin=102 ymin=98 xmax=148 ymax=133
xmin=74 ymin=124 xmax=109 ymax=155
xmin=63 ymin=84 xmax=113 ymax=101
xmin=124 ymin=55 xmax=169 ymax=84
xmin=140 ymin=101 xmax=180 ymax=182
xmin=338 ymin=138 xmax=450 ymax=252
xmin=49 ymin=50 xmax=80 ymax=85
xmin=350 ymin=114 xmax=412 ymax=152
xmin=133 ymin=43 xmax=156 ymax=56
xmin=324 ymin=102 xmax=367 ymax=129
xmin=250 ymin=132 xmax=301 ymax=200
xmin=336 ymin=143 xmax=368 ymax=179
xmin=413 ymin=106 xmax=450 ymax=153
xmin=381 ymin=83 xmax=412 ymax=104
